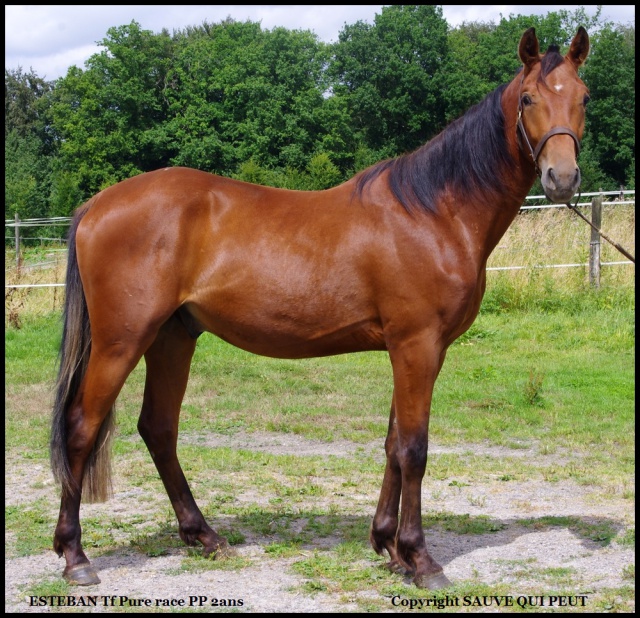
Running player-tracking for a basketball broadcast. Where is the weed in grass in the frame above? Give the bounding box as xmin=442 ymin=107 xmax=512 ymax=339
xmin=182 ymin=550 xmax=251 ymax=572
xmin=471 ymin=365 xmax=497 ymax=381
xmin=292 ymin=546 xmax=388 ymax=594
xmin=129 ymin=523 xmax=185 ymax=557
xmin=505 ymin=441 xmax=530 ymax=450
xmin=538 ymin=443 xmax=557 ymax=455
xmin=22 ymin=578 xmax=71 ymax=600
xmin=537 ymin=565 xmax=578 ymax=585
xmin=301 ymin=579 xmax=328 ymax=593
xmin=456 ymin=323 xmax=498 ymax=345
xmin=594 ymin=586 xmax=636 ymax=612
xmin=541 ymin=467 xmax=561 ymax=482
xmin=524 ymin=369 xmax=545 ymax=406
xmin=277 ymin=481 xmax=324 ymax=498
xmin=468 ymin=495 xmax=487 ymax=508
xmin=264 ymin=541 xmax=303 ymax=558
xmin=306 ymin=513 xmax=342 ymax=538
xmin=214 ymin=528 xmax=246 ymax=546
xmin=209 ymin=493 xmax=236 ymax=508
xmin=621 ymin=564 xmax=634 ymax=580
xmin=448 ymin=480 xmax=469 ymax=489
xmin=621 ymin=486 xmax=635 ymax=500
xmin=81 ymin=517 xmax=116 ymax=549
xmin=231 ymin=505 xmax=295 ymax=538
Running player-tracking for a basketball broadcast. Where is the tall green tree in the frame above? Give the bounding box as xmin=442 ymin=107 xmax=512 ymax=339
xmin=330 ymin=5 xmax=449 ymax=156
xmin=50 ymin=22 xmax=175 ymax=195
xmin=168 ymin=20 xmax=342 ymax=176
xmin=5 ymin=68 xmax=54 ymax=220
xmin=582 ymin=23 xmax=635 ymax=188
xmin=5 ymin=67 xmax=52 ymax=139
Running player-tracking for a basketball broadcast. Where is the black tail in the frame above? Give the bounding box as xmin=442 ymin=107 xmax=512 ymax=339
xmin=50 ymin=204 xmax=114 ymax=502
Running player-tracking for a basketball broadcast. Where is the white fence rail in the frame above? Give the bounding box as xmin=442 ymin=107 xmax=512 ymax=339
xmin=6 ymin=190 xmax=635 ymax=289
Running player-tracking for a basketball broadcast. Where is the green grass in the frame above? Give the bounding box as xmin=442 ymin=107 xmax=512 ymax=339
xmin=5 ymin=501 xmax=54 ymax=557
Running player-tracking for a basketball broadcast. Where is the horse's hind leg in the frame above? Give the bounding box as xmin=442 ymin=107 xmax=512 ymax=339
xmin=54 ymin=345 xmax=144 ymax=585
xmin=137 ymin=313 xmax=229 ymax=558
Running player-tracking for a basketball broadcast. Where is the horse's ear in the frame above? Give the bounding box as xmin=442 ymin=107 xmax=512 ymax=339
xmin=519 ymin=27 xmax=540 ymax=73
xmin=566 ymin=26 xmax=590 ymax=69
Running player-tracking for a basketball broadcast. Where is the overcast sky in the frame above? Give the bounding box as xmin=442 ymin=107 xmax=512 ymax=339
xmin=5 ymin=5 xmax=635 ymax=82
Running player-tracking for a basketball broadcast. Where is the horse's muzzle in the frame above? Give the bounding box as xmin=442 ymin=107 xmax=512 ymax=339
xmin=541 ymin=164 xmax=581 ymax=203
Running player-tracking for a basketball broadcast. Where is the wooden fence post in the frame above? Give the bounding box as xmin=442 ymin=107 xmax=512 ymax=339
xmin=14 ymin=212 xmax=21 ymax=270
xmin=589 ymin=191 xmax=602 ymax=288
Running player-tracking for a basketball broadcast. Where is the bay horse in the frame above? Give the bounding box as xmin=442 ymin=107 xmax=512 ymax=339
xmin=51 ymin=27 xmax=590 ymax=588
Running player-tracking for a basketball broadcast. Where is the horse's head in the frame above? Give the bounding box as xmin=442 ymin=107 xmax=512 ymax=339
xmin=517 ymin=27 xmax=590 ymax=203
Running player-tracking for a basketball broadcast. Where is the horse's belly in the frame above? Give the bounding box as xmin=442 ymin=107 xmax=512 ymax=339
xmin=185 ymin=301 xmax=386 ymax=359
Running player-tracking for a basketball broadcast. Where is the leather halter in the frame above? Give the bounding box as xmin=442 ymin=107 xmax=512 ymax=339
xmin=516 ymin=76 xmax=581 ymax=176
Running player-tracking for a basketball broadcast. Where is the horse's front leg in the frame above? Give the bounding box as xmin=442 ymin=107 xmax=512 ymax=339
xmin=387 ymin=337 xmax=452 ymax=589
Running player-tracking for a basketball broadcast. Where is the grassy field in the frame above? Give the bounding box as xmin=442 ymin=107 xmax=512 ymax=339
xmin=5 ymin=298 xmax=634 ymax=472
xmin=4 ymin=205 xmax=635 ymax=612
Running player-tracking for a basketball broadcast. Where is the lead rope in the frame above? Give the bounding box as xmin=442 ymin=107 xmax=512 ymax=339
xmin=565 ymin=193 xmax=635 ymax=263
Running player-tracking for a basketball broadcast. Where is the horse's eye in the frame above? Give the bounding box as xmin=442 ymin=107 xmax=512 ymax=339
xmin=521 ymin=94 xmax=533 ymax=107
xmin=583 ymin=94 xmax=591 ymax=106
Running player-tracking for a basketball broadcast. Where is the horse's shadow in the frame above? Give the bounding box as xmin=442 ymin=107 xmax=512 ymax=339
xmin=90 ymin=509 xmax=624 ymax=576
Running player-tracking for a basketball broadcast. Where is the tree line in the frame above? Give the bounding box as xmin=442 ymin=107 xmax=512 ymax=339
xmin=5 ymin=5 xmax=635 ymax=232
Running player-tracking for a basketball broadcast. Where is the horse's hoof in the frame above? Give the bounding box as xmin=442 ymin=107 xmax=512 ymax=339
xmin=63 ymin=563 xmax=101 ymax=586
xmin=413 ymin=570 xmax=452 ymax=590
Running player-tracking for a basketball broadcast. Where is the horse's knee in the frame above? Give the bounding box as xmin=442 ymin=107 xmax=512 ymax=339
xmin=397 ymin=437 xmax=428 ymax=475
xmin=398 ymin=526 xmax=424 ymax=549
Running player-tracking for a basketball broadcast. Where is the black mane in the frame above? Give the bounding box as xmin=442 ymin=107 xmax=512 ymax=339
xmin=354 ymin=84 xmax=514 ymax=215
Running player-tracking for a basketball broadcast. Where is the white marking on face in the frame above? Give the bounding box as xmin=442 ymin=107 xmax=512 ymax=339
xmin=554 ymin=83 xmax=563 ymax=92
